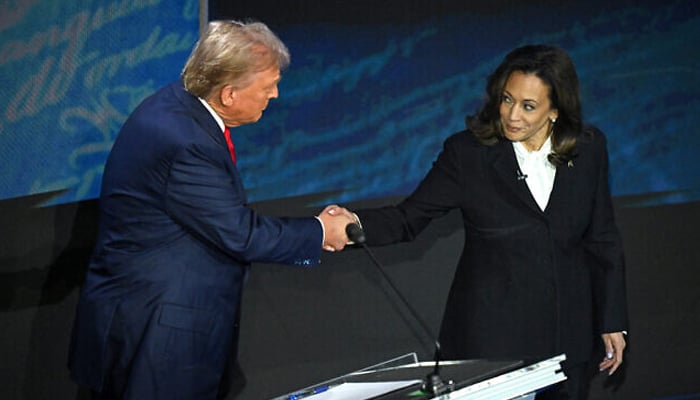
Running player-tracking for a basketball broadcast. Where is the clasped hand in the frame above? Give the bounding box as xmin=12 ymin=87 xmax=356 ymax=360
xmin=317 ymin=205 xmax=358 ymax=252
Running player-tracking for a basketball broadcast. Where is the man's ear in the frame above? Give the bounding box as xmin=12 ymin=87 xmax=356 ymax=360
xmin=220 ymin=85 xmax=237 ymax=107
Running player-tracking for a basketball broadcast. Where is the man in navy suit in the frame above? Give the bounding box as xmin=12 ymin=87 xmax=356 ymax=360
xmin=68 ymin=20 xmax=354 ymax=399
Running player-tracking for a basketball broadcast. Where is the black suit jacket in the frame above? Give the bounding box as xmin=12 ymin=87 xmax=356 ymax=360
xmin=356 ymin=127 xmax=628 ymax=363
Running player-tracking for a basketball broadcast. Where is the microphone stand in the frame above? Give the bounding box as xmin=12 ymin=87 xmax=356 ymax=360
xmin=346 ymin=224 xmax=454 ymax=396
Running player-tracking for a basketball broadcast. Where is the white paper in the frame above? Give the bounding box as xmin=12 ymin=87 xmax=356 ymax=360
xmin=307 ymin=380 xmax=422 ymax=400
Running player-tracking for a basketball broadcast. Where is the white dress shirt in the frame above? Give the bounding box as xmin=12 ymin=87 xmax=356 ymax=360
xmin=512 ymin=136 xmax=556 ymax=211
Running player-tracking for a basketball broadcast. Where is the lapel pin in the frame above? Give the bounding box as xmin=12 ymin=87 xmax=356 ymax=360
xmin=567 ymin=160 xmax=574 ymax=168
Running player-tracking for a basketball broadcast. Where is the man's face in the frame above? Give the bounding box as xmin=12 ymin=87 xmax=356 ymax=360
xmin=221 ymin=66 xmax=281 ymax=127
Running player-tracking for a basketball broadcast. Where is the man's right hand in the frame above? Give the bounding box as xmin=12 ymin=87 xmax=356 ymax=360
xmin=317 ymin=205 xmax=356 ymax=251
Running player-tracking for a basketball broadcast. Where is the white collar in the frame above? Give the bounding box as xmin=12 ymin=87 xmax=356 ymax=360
xmin=198 ymin=98 xmax=226 ymax=132
xmin=513 ymin=135 xmax=552 ymax=160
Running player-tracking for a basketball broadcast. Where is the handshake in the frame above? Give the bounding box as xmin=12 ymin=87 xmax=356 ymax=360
xmin=316 ymin=205 xmax=361 ymax=252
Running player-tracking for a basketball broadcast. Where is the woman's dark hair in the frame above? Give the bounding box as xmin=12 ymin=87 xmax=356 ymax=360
xmin=467 ymin=44 xmax=582 ymax=165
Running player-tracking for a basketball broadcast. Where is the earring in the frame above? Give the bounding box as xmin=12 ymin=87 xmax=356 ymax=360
xmin=550 ymin=118 xmax=556 ymax=124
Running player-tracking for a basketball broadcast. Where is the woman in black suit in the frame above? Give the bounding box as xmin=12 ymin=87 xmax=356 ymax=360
xmin=337 ymin=45 xmax=628 ymax=399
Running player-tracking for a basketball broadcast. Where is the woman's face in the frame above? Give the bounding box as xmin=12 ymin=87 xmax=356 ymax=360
xmin=499 ymin=71 xmax=558 ymax=151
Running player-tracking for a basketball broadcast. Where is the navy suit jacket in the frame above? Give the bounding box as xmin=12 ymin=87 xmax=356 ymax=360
xmin=68 ymin=81 xmax=323 ymax=398
xmin=356 ymin=127 xmax=628 ymax=364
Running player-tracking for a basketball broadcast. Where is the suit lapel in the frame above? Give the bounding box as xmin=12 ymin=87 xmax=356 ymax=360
xmin=171 ymin=81 xmax=247 ymax=198
xmin=547 ymin=159 xmax=574 ymax=214
xmin=489 ymin=141 xmax=543 ymax=216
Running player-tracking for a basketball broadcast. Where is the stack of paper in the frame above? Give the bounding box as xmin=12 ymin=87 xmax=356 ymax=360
xmin=435 ymin=354 xmax=567 ymax=400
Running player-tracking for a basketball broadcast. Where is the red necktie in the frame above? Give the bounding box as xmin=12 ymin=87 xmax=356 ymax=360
xmin=223 ymin=126 xmax=236 ymax=164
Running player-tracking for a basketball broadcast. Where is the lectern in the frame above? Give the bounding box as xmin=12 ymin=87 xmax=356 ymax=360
xmin=273 ymin=353 xmax=566 ymax=400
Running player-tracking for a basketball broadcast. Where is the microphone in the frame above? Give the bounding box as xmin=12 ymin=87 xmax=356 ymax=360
xmin=345 ymin=223 xmax=454 ymax=396
xmin=345 ymin=223 xmax=366 ymax=244
xmin=516 ymin=168 xmax=528 ymax=181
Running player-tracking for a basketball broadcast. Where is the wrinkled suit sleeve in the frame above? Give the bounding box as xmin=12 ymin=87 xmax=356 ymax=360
xmin=165 ymin=142 xmax=323 ymax=266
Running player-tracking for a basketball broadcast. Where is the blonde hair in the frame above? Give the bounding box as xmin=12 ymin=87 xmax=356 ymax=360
xmin=181 ymin=20 xmax=290 ymax=98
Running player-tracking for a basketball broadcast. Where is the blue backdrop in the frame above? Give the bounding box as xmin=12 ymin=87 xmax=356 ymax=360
xmin=0 ymin=0 xmax=199 ymax=204
xmin=232 ymin=0 xmax=700 ymax=207
xmin=1 ymin=0 xmax=698 ymax=207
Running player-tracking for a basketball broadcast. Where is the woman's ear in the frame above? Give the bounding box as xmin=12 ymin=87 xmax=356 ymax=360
xmin=549 ymin=109 xmax=559 ymax=124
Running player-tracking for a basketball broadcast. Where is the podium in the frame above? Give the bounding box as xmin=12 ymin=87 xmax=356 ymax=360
xmin=272 ymin=353 xmax=566 ymax=400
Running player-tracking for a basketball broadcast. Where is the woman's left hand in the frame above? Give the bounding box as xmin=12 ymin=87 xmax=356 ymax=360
xmin=599 ymin=332 xmax=626 ymax=375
